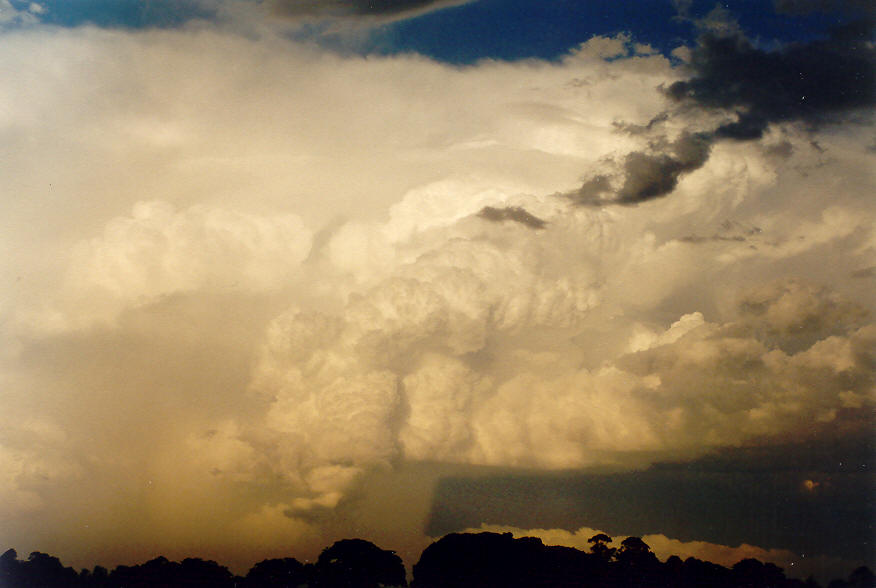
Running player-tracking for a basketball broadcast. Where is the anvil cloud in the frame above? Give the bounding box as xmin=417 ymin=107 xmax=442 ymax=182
xmin=0 ymin=4 xmax=873 ymax=576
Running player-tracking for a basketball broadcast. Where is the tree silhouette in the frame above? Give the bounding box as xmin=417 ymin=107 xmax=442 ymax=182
xmin=587 ymin=533 xmax=617 ymax=562
xmin=104 ymin=555 xmax=236 ymax=588
xmin=412 ymin=531 xmax=600 ymax=588
xmin=732 ymin=558 xmax=787 ymax=588
xmin=19 ymin=551 xmax=79 ymax=588
xmin=177 ymin=557 xmax=235 ymax=587
xmin=315 ymin=539 xmax=406 ymax=588
xmin=828 ymin=566 xmax=876 ymax=588
xmin=1 ymin=549 xmax=23 ymax=588
xmin=1 ymin=534 xmax=873 ymax=588
xmin=84 ymin=565 xmax=109 ymax=588
xmin=412 ymin=532 xmax=528 ymax=588
xmin=615 ymin=537 xmax=658 ymax=569
xmin=848 ymin=567 xmax=876 ymax=588
xmin=244 ymin=557 xmax=307 ymax=588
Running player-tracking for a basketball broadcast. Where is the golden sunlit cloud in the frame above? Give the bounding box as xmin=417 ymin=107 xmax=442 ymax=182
xmin=0 ymin=15 xmax=872 ymax=576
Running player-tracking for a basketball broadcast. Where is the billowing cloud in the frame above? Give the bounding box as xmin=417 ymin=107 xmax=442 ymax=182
xmin=237 ymin=222 xmax=874 ymax=509
xmin=42 ymin=201 xmax=312 ymax=329
xmin=0 ymin=18 xmax=872 ymax=575
xmin=569 ymin=16 xmax=875 ymax=206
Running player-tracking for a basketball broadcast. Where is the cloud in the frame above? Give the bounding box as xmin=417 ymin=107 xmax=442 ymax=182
xmin=459 ymin=524 xmax=807 ymax=573
xmin=0 ymin=0 xmax=41 ymax=27
xmin=45 ymin=201 xmax=313 ymax=329
xmin=569 ymin=131 xmax=716 ymax=205
xmin=568 ymin=16 xmax=875 ymax=206
xmin=477 ymin=206 xmax=547 ymax=229
xmin=666 ymin=23 xmax=876 ymax=139
xmin=427 ymin=431 xmax=875 ymax=569
xmin=242 ymin=247 xmax=874 ymax=497
xmin=615 ymin=132 xmax=712 ymax=203
xmin=0 ymin=22 xmax=873 ymax=573
xmin=456 ymin=516 xmax=867 ymax=580
xmin=268 ymin=0 xmax=473 ymax=22
xmin=772 ymin=0 xmax=876 ymax=16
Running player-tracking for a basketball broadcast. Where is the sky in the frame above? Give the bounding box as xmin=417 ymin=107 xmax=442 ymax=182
xmin=0 ymin=0 xmax=874 ymax=581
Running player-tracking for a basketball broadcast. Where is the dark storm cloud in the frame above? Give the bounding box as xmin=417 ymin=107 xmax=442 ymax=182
xmin=270 ymin=0 xmax=471 ymax=20
xmin=570 ymin=17 xmax=874 ymax=207
xmin=477 ymin=206 xmax=547 ymax=229
xmin=573 ymin=175 xmax=613 ymax=203
xmin=773 ymin=0 xmax=876 ymax=16
xmin=612 ymin=112 xmax=671 ymax=136
xmin=678 ymin=219 xmax=762 ymax=244
xmin=653 ymin=409 xmax=875 ymax=474
xmin=426 ymin=414 xmax=876 ymax=566
xmin=616 ymin=132 xmax=711 ymax=203
xmin=666 ymin=22 xmax=876 ymax=140
xmin=570 ymin=132 xmax=712 ymax=205
xmin=851 ymin=266 xmax=876 ymax=279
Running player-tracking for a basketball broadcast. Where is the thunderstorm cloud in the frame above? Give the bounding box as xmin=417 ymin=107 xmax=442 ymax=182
xmin=0 ymin=4 xmax=872 ymax=578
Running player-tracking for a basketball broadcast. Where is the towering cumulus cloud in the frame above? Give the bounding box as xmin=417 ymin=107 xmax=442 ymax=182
xmin=571 ymin=12 xmax=875 ymax=205
xmin=0 ymin=3 xmax=873 ymax=577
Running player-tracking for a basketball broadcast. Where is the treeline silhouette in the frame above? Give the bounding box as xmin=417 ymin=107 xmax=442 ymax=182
xmin=2 ymin=532 xmax=873 ymax=588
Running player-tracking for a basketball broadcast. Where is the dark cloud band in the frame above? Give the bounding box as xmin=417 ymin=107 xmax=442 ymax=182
xmin=570 ymin=133 xmax=712 ymax=206
xmin=477 ymin=206 xmax=547 ymax=230
xmin=270 ymin=0 xmax=472 ymax=20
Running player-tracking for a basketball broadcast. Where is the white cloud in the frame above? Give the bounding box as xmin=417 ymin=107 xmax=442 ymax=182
xmin=55 ymin=200 xmax=312 ymax=328
xmin=0 ymin=0 xmax=40 ymax=26
xmin=0 ymin=22 xmax=872 ymax=570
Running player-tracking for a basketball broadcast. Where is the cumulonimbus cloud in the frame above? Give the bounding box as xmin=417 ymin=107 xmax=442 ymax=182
xmin=0 ymin=22 xmax=872 ymax=571
xmin=568 ymin=17 xmax=875 ymax=206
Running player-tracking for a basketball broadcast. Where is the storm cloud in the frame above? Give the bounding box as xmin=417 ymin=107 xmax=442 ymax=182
xmin=269 ymin=0 xmax=472 ymax=21
xmin=616 ymin=132 xmax=712 ymax=203
xmin=772 ymin=0 xmax=876 ymax=16
xmin=0 ymin=14 xmax=873 ymax=578
xmin=569 ymin=15 xmax=874 ymax=206
xmin=666 ymin=21 xmax=876 ymax=139
xmin=570 ymin=132 xmax=712 ymax=205
xmin=477 ymin=206 xmax=547 ymax=229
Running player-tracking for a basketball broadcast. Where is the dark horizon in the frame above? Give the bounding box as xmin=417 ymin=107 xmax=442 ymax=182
xmin=2 ymin=530 xmax=874 ymax=587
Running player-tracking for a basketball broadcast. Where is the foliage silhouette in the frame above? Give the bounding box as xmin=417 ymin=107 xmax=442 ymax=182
xmin=315 ymin=539 xmax=406 ymax=588
xmin=413 ymin=532 xmax=604 ymax=588
xmin=829 ymin=566 xmax=876 ymax=588
xmin=244 ymin=557 xmax=307 ymax=588
xmin=587 ymin=533 xmax=616 ymax=562
xmin=1 ymin=533 xmax=873 ymax=588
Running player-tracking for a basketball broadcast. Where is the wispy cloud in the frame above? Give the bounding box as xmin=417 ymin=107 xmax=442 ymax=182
xmin=268 ymin=0 xmax=474 ymax=22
